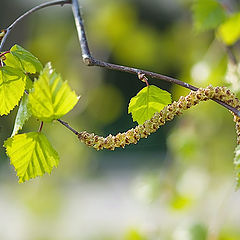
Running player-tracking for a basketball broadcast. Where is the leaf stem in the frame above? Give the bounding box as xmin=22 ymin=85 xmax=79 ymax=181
xmin=1 ymin=0 xmax=240 ymax=117
xmin=138 ymin=72 xmax=149 ymax=86
xmin=71 ymin=0 xmax=240 ymax=117
xmin=38 ymin=121 xmax=44 ymax=132
xmin=0 ymin=0 xmax=71 ymax=51
xmin=0 ymin=51 xmax=10 ymax=57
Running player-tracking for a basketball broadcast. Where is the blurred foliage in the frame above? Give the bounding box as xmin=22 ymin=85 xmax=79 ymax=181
xmin=190 ymin=223 xmax=208 ymax=240
xmin=219 ymin=227 xmax=240 ymax=240
xmin=124 ymin=229 xmax=147 ymax=240
xmin=192 ymin=0 xmax=226 ymax=32
xmin=86 ymin=84 xmax=124 ymax=125
xmin=218 ymin=12 xmax=240 ymax=46
xmin=234 ymin=145 xmax=240 ymax=188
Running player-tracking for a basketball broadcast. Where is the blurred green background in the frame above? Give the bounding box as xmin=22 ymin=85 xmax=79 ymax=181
xmin=1 ymin=0 xmax=240 ymax=239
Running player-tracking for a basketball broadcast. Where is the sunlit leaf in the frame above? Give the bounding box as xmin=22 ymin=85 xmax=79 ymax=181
xmin=28 ymin=62 xmax=79 ymax=122
xmin=4 ymin=44 xmax=43 ymax=73
xmin=11 ymin=93 xmax=32 ymax=136
xmin=217 ymin=12 xmax=240 ymax=45
xmin=234 ymin=145 xmax=240 ymax=188
xmin=192 ymin=0 xmax=226 ymax=32
xmin=25 ymin=75 xmax=33 ymax=91
xmin=0 ymin=66 xmax=26 ymax=116
xmin=128 ymin=85 xmax=171 ymax=125
xmin=4 ymin=132 xmax=59 ymax=183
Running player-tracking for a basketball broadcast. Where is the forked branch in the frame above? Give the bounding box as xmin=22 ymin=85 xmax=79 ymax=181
xmin=1 ymin=0 xmax=240 ymax=128
xmin=70 ymin=0 xmax=240 ymax=117
xmin=60 ymin=86 xmax=240 ymax=150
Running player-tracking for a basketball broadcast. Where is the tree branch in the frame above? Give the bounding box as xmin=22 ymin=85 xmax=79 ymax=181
xmin=0 ymin=0 xmax=71 ymax=51
xmin=58 ymin=86 xmax=240 ymax=150
xmin=1 ymin=0 xmax=240 ymax=121
xmin=71 ymin=0 xmax=91 ymax=64
xmin=71 ymin=0 xmax=240 ymax=117
xmin=57 ymin=119 xmax=79 ymax=136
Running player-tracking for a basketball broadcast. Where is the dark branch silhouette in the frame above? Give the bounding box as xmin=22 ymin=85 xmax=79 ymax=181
xmin=1 ymin=0 xmax=240 ymax=137
xmin=70 ymin=0 xmax=240 ymax=117
xmin=0 ymin=0 xmax=71 ymax=51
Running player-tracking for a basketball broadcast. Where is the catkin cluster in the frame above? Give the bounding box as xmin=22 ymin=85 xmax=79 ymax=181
xmin=78 ymin=86 xmax=240 ymax=150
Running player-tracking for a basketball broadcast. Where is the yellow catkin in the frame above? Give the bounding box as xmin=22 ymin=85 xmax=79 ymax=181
xmin=78 ymin=86 xmax=240 ymax=150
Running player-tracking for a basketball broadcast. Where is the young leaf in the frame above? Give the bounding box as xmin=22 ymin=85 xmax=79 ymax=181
xmin=192 ymin=0 xmax=226 ymax=32
xmin=217 ymin=12 xmax=240 ymax=46
xmin=0 ymin=66 xmax=26 ymax=116
xmin=25 ymin=75 xmax=34 ymax=90
xmin=234 ymin=145 xmax=240 ymax=188
xmin=4 ymin=132 xmax=59 ymax=183
xmin=11 ymin=93 xmax=32 ymax=136
xmin=4 ymin=44 xmax=43 ymax=73
xmin=28 ymin=63 xmax=79 ymax=122
xmin=128 ymin=85 xmax=172 ymax=125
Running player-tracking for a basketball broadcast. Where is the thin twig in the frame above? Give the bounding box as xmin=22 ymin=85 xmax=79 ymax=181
xmin=57 ymin=119 xmax=79 ymax=135
xmin=1 ymin=0 xmax=240 ymax=118
xmin=0 ymin=51 xmax=10 ymax=58
xmin=71 ymin=0 xmax=91 ymax=64
xmin=0 ymin=0 xmax=71 ymax=51
xmin=92 ymin=58 xmax=198 ymax=91
xmin=38 ymin=121 xmax=44 ymax=132
xmin=71 ymin=0 xmax=240 ymax=117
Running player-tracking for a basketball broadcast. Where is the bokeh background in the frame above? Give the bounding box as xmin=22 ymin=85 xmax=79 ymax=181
xmin=1 ymin=0 xmax=240 ymax=239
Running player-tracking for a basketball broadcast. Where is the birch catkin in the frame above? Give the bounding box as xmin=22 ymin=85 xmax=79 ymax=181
xmin=78 ymin=86 xmax=240 ymax=150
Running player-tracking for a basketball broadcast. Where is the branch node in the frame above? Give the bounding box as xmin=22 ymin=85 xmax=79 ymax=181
xmin=0 ymin=29 xmax=7 ymax=43
xmin=138 ymin=72 xmax=149 ymax=86
xmin=76 ymin=86 xmax=240 ymax=151
xmin=0 ymin=0 xmax=72 ymax=51
xmin=83 ymin=57 xmax=94 ymax=66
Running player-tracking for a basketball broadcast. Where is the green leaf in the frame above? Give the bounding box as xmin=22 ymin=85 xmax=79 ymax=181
xmin=192 ymin=0 xmax=226 ymax=32
xmin=28 ymin=63 xmax=79 ymax=122
xmin=11 ymin=93 xmax=32 ymax=136
xmin=234 ymin=145 xmax=240 ymax=188
xmin=0 ymin=66 xmax=26 ymax=116
xmin=4 ymin=132 xmax=59 ymax=183
xmin=25 ymin=75 xmax=33 ymax=90
xmin=4 ymin=44 xmax=43 ymax=73
xmin=128 ymin=85 xmax=172 ymax=125
xmin=217 ymin=12 xmax=240 ymax=45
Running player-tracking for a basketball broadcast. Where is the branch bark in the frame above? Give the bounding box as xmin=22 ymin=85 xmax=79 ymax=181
xmin=0 ymin=0 xmax=71 ymax=51
xmin=71 ymin=0 xmax=240 ymax=117
xmin=1 ymin=0 xmax=240 ymax=134
xmin=57 ymin=119 xmax=79 ymax=135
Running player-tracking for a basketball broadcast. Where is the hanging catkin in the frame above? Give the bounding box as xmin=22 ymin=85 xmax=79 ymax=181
xmin=78 ymin=86 xmax=240 ymax=150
